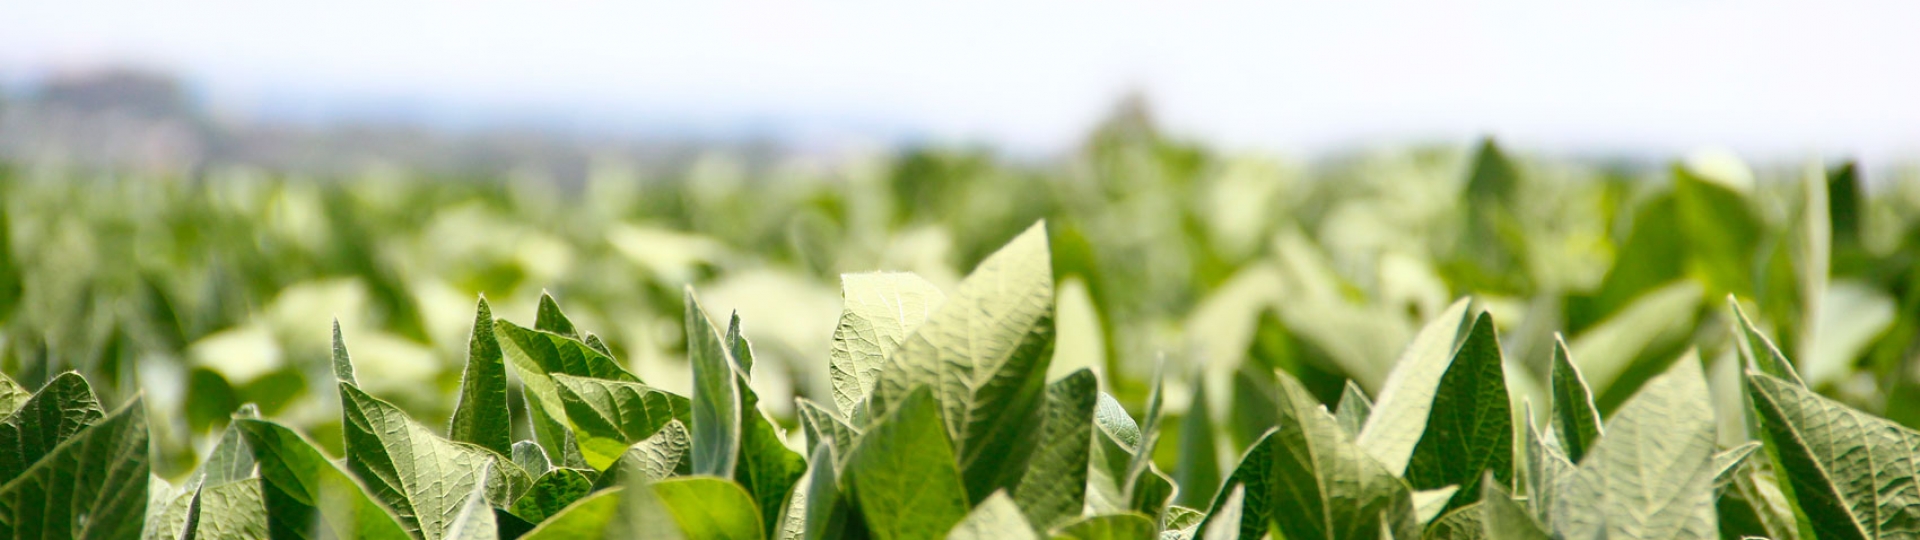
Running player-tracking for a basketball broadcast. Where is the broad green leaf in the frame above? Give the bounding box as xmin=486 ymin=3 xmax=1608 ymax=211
xmin=726 ymin=320 xmax=808 ymax=533
xmin=947 ymin=491 xmax=1038 ymax=540
xmin=446 ymin=463 xmax=500 ymax=540
xmin=1334 ymin=380 xmax=1372 ymax=438
xmin=1552 ymin=353 xmax=1721 ymax=540
xmin=1729 ymin=297 xmax=1804 ymax=387
xmin=685 ymin=287 xmax=743 ymax=478
xmin=867 ymin=221 xmax=1055 ymax=501
xmin=1175 ymin=371 xmax=1221 ymax=507
xmin=652 ymin=476 xmax=766 ymax=540
xmin=0 ymin=371 xmax=104 ymax=483
xmin=0 ymin=397 xmax=148 ymax=540
xmin=849 ymin=387 xmax=970 ymax=540
xmin=339 ymin=383 xmax=532 ymax=540
xmin=1404 ymin=313 xmax=1512 ymax=510
xmin=596 ymin=419 xmax=692 ymax=490
xmin=512 ymin=441 xmax=553 ymax=477
xmin=510 ymin=467 xmax=594 ymax=524
xmin=518 ymin=488 xmax=623 ymax=540
xmin=552 ymin=373 xmax=691 ymax=469
xmin=796 ymin=398 xmax=860 ymax=463
xmin=798 ymin=442 xmax=860 ymax=540
xmin=1747 ymin=372 xmax=1920 ymax=540
xmin=1478 ymin=480 xmax=1547 ymax=540
xmin=605 ymin=474 xmax=690 ymax=540
xmin=450 ymin=297 xmax=512 ymax=456
xmin=1050 ymin=513 xmax=1154 ymax=540
xmin=535 ymin=291 xmax=582 ymax=340
xmin=830 ymin=272 xmax=946 ymax=416
xmin=1207 ymin=371 xmax=1417 ymax=540
xmin=1198 ymin=486 xmax=1244 ymax=540
xmin=1358 ymin=297 xmax=1472 ymax=475
xmin=186 ymin=479 xmax=270 ymax=540
xmin=1547 ymin=335 xmax=1602 ymax=463
xmin=1423 ymin=504 xmax=1485 ymax=540
xmin=495 ymin=317 xmax=641 ymax=443
xmin=1012 ymin=369 xmax=1096 ymax=529
xmin=526 ymin=391 xmax=587 ymax=470
xmin=236 ymin=419 xmax=410 ymax=540
xmin=1801 ymin=281 xmax=1895 ymax=388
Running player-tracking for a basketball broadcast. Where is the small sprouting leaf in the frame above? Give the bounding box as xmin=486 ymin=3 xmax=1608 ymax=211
xmin=534 ymin=291 xmax=581 ymax=341
xmin=1552 ymin=353 xmax=1721 ymax=540
xmin=509 ymin=467 xmax=593 ymax=524
xmin=685 ymin=287 xmax=743 ymax=479
xmin=1728 ymin=298 xmax=1805 ymax=387
xmin=1051 ymin=513 xmax=1155 ymax=540
xmin=1547 ymin=335 xmax=1603 ymax=463
xmin=1747 ymin=371 xmax=1920 ymax=540
xmin=339 ymin=382 xmax=532 ymax=540
xmin=552 ymin=373 xmax=691 ymax=469
xmin=866 ymin=221 xmax=1055 ymax=501
xmin=849 ymin=387 xmax=970 ymax=540
xmin=0 ymin=397 xmax=149 ymax=540
xmin=0 ymin=371 xmax=105 ymax=483
xmin=1518 ymin=406 xmax=1572 ymax=529
xmin=726 ymin=312 xmax=755 ymax=375
xmin=651 ymin=476 xmax=766 ymax=540
xmin=946 ymin=491 xmax=1038 ymax=540
xmin=1334 ymin=380 xmax=1372 ymax=438
xmin=450 ymin=296 xmax=513 ymax=456
xmin=236 ymin=418 xmax=411 ymax=539
xmin=829 ymin=272 xmax=946 ymax=416
xmin=1011 ymin=369 xmax=1097 ymax=529
xmin=597 ymin=419 xmax=692 ymax=490
xmin=332 ymin=319 xmax=357 ymax=386
xmin=1359 ymin=297 xmax=1472 ymax=475
xmin=1404 ymin=313 xmax=1512 ymax=510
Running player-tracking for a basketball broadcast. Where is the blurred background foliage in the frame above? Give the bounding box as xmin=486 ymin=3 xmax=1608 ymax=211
xmin=4 ymin=100 xmax=1920 ymax=481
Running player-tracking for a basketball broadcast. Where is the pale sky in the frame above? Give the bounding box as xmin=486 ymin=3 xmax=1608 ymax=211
xmin=4 ymin=0 xmax=1919 ymax=162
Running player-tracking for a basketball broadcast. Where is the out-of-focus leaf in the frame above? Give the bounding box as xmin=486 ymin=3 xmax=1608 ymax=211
xmin=1674 ymin=163 xmax=1763 ymax=297
xmin=1198 ymin=486 xmax=1244 ymax=540
xmin=946 ymin=491 xmax=1038 ymax=540
xmin=1547 ymin=336 xmax=1603 ymax=463
xmin=1175 ymin=371 xmax=1221 ymax=508
xmin=1479 ymin=479 xmax=1547 ymax=540
xmin=0 ymin=372 xmax=104 ymax=483
xmin=1801 ymin=281 xmax=1894 ymax=388
xmin=0 ymin=397 xmax=148 ymax=539
xmin=1358 ymin=297 xmax=1471 ymax=475
xmin=1404 ymin=313 xmax=1512 ymax=510
xmin=652 ymin=476 xmax=766 ymax=540
xmin=450 ymin=297 xmax=512 ymax=456
xmin=1747 ymin=372 xmax=1920 ymax=540
xmin=1051 ymin=513 xmax=1155 ymax=540
xmin=1567 ymin=281 xmax=1701 ymax=409
xmin=830 ymin=272 xmax=945 ymax=416
xmin=1012 ymin=369 xmax=1097 ymax=529
xmin=849 ymin=387 xmax=969 ymax=540
xmin=1552 ymin=353 xmax=1721 ymax=540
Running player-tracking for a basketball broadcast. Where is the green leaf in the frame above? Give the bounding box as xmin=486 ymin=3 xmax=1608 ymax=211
xmin=1747 ymin=372 xmax=1920 ymax=540
xmin=1729 ymin=297 xmax=1805 ymax=387
xmin=1517 ymin=407 xmax=1572 ymax=530
xmin=726 ymin=312 xmax=756 ymax=376
xmin=1358 ymin=297 xmax=1472 ymax=475
xmin=1334 ymin=380 xmax=1372 ymax=439
xmin=1674 ymin=163 xmax=1764 ymax=296
xmin=1547 ymin=335 xmax=1603 ymax=463
xmin=1198 ymin=486 xmax=1244 ymax=540
xmin=495 ymin=316 xmax=641 ymax=447
xmin=535 ymin=291 xmax=582 ymax=341
xmin=830 ymin=272 xmax=946 ymax=416
xmin=1404 ymin=312 xmax=1512 ymax=510
xmin=796 ymin=398 xmax=860 ymax=463
xmin=1012 ymin=369 xmax=1097 ymax=529
xmin=552 ymin=373 xmax=691 ymax=469
xmin=333 ymin=319 xmax=357 ymax=386
xmin=1175 ymin=371 xmax=1222 ymax=508
xmin=512 ymin=441 xmax=553 ymax=477
xmin=1552 ymin=352 xmax=1721 ymax=540
xmin=685 ymin=287 xmax=743 ymax=478
xmin=0 ymin=371 xmax=105 ymax=483
xmin=446 ymin=462 xmax=500 ymax=540
xmin=726 ymin=319 xmax=809 ymax=533
xmin=1227 ymin=364 xmax=1280 ymax=452
xmin=652 ymin=476 xmax=766 ymax=540
xmin=596 ymin=419 xmax=692 ymax=490
xmin=1423 ymin=504 xmax=1485 ymax=540
xmin=797 ymin=442 xmax=859 ymax=540
xmin=867 ymin=221 xmax=1055 ymax=501
xmin=0 ymin=397 xmax=148 ymax=540
xmin=1050 ymin=513 xmax=1154 ymax=540
xmin=526 ymin=391 xmax=588 ymax=470
xmin=519 ymin=488 xmax=623 ymax=540
xmin=186 ymin=478 xmax=271 ymax=540
xmin=850 ymin=387 xmax=970 ymax=540
xmin=510 ymin=467 xmax=594 ymax=524
xmin=236 ymin=418 xmax=411 ymax=540
xmin=450 ymin=296 xmax=513 ymax=456
xmin=1412 ymin=486 xmax=1461 ymax=525
xmin=947 ymin=491 xmax=1039 ymax=540
xmin=1207 ymin=370 xmax=1417 ymax=540
xmin=1566 ymin=281 xmax=1702 ymax=406
xmin=339 ymin=382 xmax=532 ymax=540
xmin=0 ymin=373 xmax=28 ymax=419
xmin=1478 ymin=478 xmax=1547 ymax=540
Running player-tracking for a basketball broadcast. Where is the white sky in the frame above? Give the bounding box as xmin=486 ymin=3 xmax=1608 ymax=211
xmin=4 ymin=0 xmax=1919 ymax=162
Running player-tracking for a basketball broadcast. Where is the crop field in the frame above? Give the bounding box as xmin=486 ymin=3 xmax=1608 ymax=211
xmin=3 ymin=120 xmax=1920 ymax=539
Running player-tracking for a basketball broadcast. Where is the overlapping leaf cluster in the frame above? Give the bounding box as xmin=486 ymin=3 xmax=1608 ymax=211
xmin=4 ymin=218 xmax=1920 ymax=539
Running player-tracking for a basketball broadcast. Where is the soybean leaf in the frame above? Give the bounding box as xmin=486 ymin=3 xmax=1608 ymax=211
xmin=1227 ymin=364 xmax=1280 ymax=452
xmin=596 ymin=419 xmax=692 ymax=490
xmin=1479 ymin=478 xmax=1547 ymax=540
xmin=1051 ymin=513 xmax=1155 ymax=540
xmin=1517 ymin=406 xmax=1572 ymax=530
xmin=726 ymin=320 xmax=809 ymax=532
xmin=534 ymin=292 xmax=581 ymax=341
xmin=726 ymin=312 xmax=755 ymax=376
xmin=1166 ymin=505 xmax=1205 ymax=533
xmin=946 ymin=491 xmax=1038 ymax=540
xmin=1547 ymin=335 xmax=1603 ymax=463
xmin=339 ymin=382 xmax=532 ymax=540
xmin=798 ymin=442 xmax=860 ymax=540
xmin=495 ymin=317 xmax=640 ymax=442
xmin=526 ymin=391 xmax=587 ymax=470
xmin=450 ymin=297 xmax=512 ymax=456
xmin=1206 ymin=370 xmax=1417 ymax=540
xmin=1423 ymin=504 xmax=1485 ymax=540
xmin=333 ymin=320 xmax=357 ymax=386
xmin=1175 ymin=371 xmax=1222 ymax=508
xmin=552 ymin=373 xmax=691 ymax=469
xmin=0 ymin=373 xmax=27 ymax=418
xmin=1728 ymin=298 xmax=1805 ymax=387
xmin=1012 ymin=369 xmax=1097 ymax=529
xmin=652 ymin=476 xmax=766 ymax=540
xmin=518 ymin=488 xmax=623 ymax=540
xmin=1404 ymin=312 xmax=1512 ymax=510
xmin=685 ymin=287 xmax=742 ymax=478
xmin=1747 ymin=372 xmax=1920 ymax=540
xmin=0 ymin=372 xmax=104 ymax=484
xmin=509 ymin=467 xmax=594 ymax=524
xmin=1413 ymin=486 xmax=1461 ymax=525
xmin=849 ymin=387 xmax=970 ymax=540
xmin=830 ymin=272 xmax=946 ymax=416
xmin=1334 ymin=380 xmax=1372 ymax=439
xmin=1552 ymin=353 xmax=1721 ymax=540
xmin=795 ymin=398 xmax=860 ymax=463
xmin=1359 ymin=297 xmax=1472 ymax=474
xmin=445 ymin=463 xmax=499 ymax=540
xmin=0 ymin=397 xmax=148 ymax=540
xmin=236 ymin=418 xmax=411 ymax=540
xmin=867 ymin=221 xmax=1055 ymax=501
xmin=1198 ymin=486 xmax=1244 ymax=540
xmin=188 ymin=478 xmax=271 ymax=540
xmin=511 ymin=441 xmax=552 ymax=477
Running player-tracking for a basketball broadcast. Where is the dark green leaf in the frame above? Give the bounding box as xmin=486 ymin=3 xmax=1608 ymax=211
xmin=1547 ymin=335 xmax=1602 ymax=463
xmin=534 ymin=292 xmax=581 ymax=341
xmin=0 ymin=372 xmax=105 ymax=483
xmin=850 ymin=387 xmax=969 ymax=540
xmin=450 ymin=296 xmax=512 ymax=456
xmin=0 ymin=397 xmax=148 ymax=540
xmin=1747 ymin=372 xmax=1920 ymax=540
xmin=510 ymin=467 xmax=594 ymax=524
xmin=1404 ymin=313 xmax=1513 ymax=510
xmin=1012 ymin=369 xmax=1097 ymax=529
